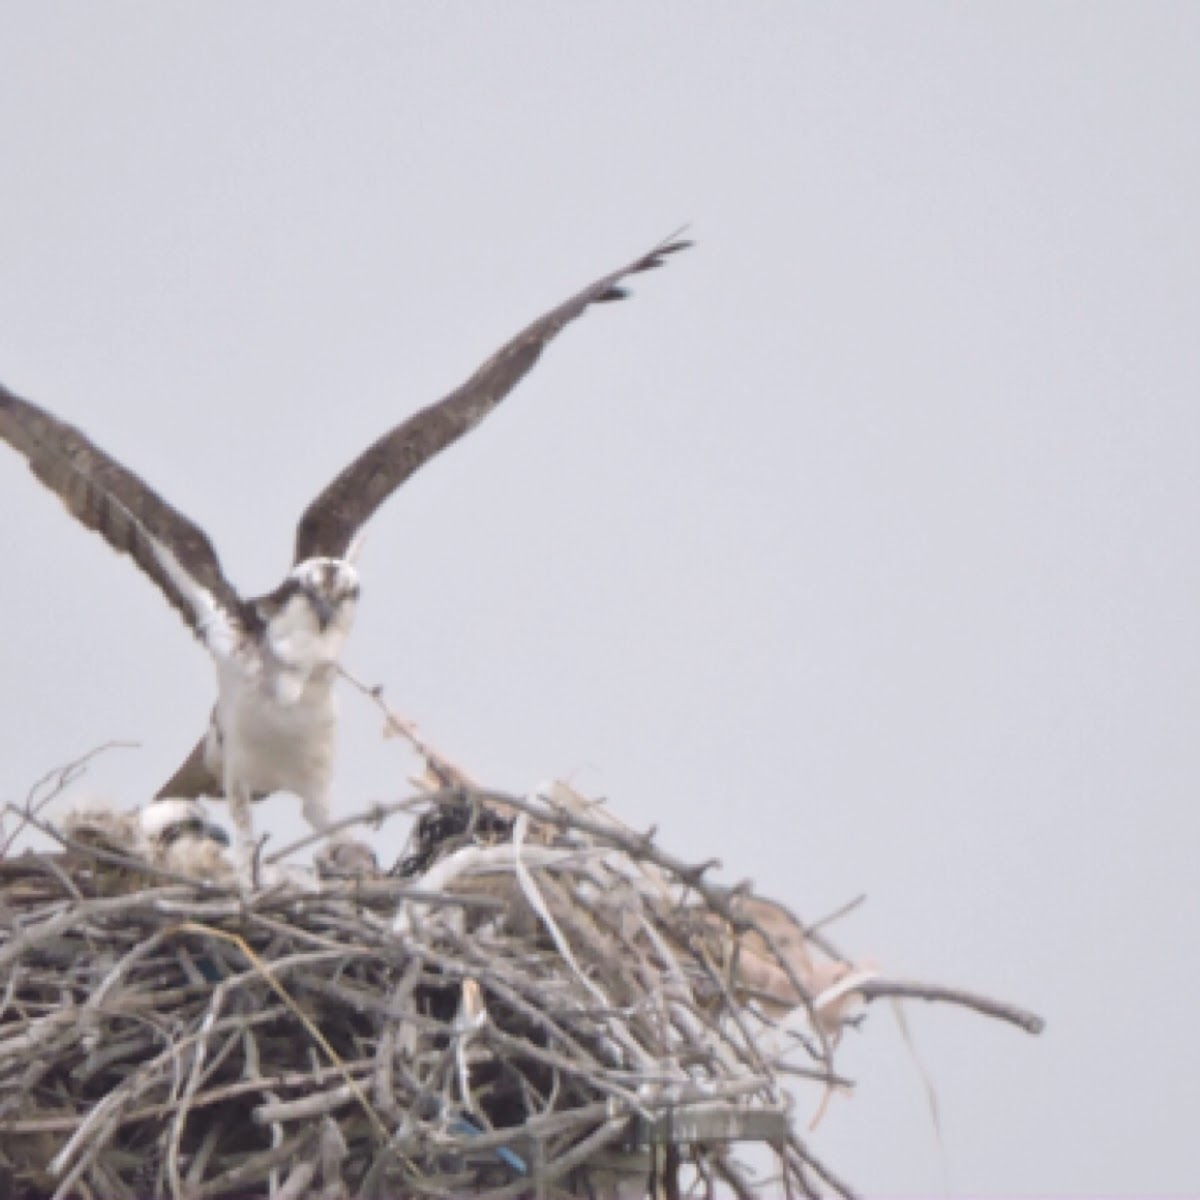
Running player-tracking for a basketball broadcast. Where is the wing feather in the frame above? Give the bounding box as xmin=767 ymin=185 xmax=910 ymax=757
xmin=0 ymin=382 xmax=246 ymax=642
xmin=293 ymin=231 xmax=691 ymax=563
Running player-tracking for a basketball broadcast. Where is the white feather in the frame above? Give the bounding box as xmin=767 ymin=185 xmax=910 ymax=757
xmin=147 ymin=535 xmax=242 ymax=661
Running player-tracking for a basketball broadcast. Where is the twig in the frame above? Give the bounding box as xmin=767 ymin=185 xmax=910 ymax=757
xmin=1 ymin=741 xmax=138 ymax=857
xmin=338 ymin=666 xmax=478 ymax=788
xmin=858 ymin=978 xmax=1045 ymax=1035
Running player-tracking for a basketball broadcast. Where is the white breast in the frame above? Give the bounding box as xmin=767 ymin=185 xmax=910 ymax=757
xmin=214 ymin=656 xmax=340 ymax=801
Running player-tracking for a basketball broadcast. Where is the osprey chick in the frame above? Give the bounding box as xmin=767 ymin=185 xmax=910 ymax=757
xmin=60 ymin=796 xmax=233 ymax=882
xmin=0 ymin=233 xmax=690 ymax=883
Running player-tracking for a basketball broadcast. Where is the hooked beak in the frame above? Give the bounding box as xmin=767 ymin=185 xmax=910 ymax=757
xmin=307 ymin=590 xmax=337 ymax=630
xmin=202 ymin=820 xmax=231 ymax=846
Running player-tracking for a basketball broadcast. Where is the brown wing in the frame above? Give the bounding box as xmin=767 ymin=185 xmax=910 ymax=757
xmin=0 ymin=382 xmax=246 ymax=640
xmin=293 ymin=231 xmax=691 ymax=563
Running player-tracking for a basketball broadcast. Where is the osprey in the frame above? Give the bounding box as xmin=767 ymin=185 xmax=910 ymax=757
xmin=0 ymin=234 xmax=689 ymax=881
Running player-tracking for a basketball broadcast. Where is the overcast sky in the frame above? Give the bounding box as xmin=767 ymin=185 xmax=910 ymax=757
xmin=2 ymin=4 xmax=1198 ymax=1194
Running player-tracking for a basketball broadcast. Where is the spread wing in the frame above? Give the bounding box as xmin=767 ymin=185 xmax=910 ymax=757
xmin=0 ymin=382 xmax=247 ymax=650
xmin=293 ymin=231 xmax=691 ymax=563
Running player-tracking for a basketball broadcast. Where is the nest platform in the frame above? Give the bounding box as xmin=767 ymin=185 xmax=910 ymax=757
xmin=0 ymin=774 xmax=1043 ymax=1200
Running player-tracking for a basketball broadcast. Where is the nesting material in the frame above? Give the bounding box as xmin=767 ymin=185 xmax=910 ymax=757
xmin=0 ymin=776 xmax=1043 ymax=1200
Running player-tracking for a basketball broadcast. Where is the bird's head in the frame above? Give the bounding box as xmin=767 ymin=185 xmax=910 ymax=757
xmin=139 ymin=798 xmax=231 ymax=849
xmin=137 ymin=799 xmax=234 ymax=882
xmin=288 ymin=557 xmax=361 ymax=632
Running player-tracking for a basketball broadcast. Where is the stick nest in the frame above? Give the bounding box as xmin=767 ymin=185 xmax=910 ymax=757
xmin=0 ymin=777 xmax=1042 ymax=1200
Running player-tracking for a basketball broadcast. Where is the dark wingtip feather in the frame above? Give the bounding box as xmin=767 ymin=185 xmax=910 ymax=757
xmin=649 ymin=236 xmax=693 ymax=258
xmin=595 ymin=233 xmax=693 ymax=303
xmin=629 ymin=235 xmax=694 ymax=278
xmin=657 ymin=237 xmax=694 ymax=257
xmin=595 ymin=285 xmax=630 ymax=304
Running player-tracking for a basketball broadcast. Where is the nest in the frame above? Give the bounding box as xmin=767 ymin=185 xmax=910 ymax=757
xmin=0 ymin=760 xmax=1044 ymax=1200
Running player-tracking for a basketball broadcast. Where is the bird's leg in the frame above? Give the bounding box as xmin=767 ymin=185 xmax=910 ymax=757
xmin=227 ymin=781 xmax=258 ymax=887
xmin=301 ymin=789 xmax=332 ymax=836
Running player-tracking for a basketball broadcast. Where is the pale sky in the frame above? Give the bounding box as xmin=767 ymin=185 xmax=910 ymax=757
xmin=2 ymin=5 xmax=1198 ymax=1194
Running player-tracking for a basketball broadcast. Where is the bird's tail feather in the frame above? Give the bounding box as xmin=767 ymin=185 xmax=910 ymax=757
xmin=156 ymin=735 xmax=221 ymax=801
